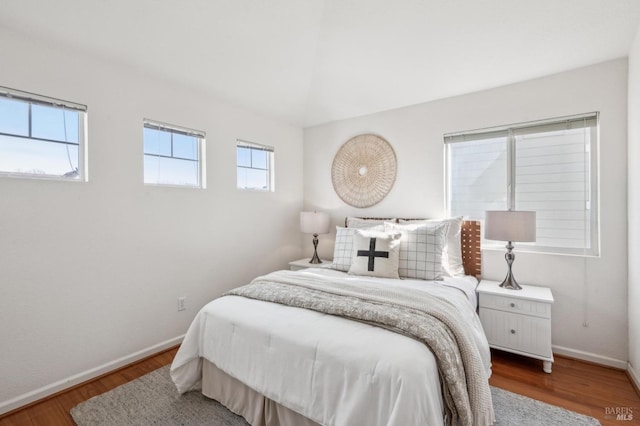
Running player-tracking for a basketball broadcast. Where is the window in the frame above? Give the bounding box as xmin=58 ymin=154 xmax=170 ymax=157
xmin=0 ymin=86 xmax=87 ymax=180
xmin=237 ymin=140 xmax=274 ymax=191
xmin=445 ymin=113 xmax=599 ymax=256
xmin=143 ymin=119 xmax=205 ymax=188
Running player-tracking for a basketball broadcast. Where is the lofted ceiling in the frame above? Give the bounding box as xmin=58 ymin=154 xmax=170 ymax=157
xmin=1 ymin=0 xmax=640 ymax=127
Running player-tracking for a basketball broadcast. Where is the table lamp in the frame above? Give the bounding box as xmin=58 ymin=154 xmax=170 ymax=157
xmin=484 ymin=210 xmax=536 ymax=290
xmin=300 ymin=211 xmax=330 ymax=264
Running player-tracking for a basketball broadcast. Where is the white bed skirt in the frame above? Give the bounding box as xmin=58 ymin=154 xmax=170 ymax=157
xmin=203 ymin=359 xmax=320 ymax=426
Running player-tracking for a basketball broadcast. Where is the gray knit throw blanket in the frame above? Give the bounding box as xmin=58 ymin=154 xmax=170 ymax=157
xmin=226 ymin=271 xmax=495 ymax=426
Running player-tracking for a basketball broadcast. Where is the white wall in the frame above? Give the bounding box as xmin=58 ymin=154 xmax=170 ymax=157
xmin=304 ymin=59 xmax=629 ymax=367
xmin=0 ymin=27 xmax=303 ymax=413
xmin=628 ymin=28 xmax=640 ymax=388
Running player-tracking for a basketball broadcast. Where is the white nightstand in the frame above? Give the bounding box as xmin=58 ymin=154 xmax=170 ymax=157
xmin=477 ymin=280 xmax=554 ymax=373
xmin=288 ymin=258 xmax=332 ymax=271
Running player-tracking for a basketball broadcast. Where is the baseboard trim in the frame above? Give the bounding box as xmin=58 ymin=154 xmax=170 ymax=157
xmin=552 ymin=345 xmax=627 ymax=369
xmin=0 ymin=335 xmax=184 ymax=416
xmin=628 ymin=362 xmax=640 ymax=395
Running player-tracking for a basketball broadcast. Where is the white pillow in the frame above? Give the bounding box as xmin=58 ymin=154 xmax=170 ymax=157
xmin=332 ymin=227 xmax=356 ymax=271
xmin=331 ymin=225 xmax=384 ymax=271
xmin=346 ymin=217 xmax=395 ymax=229
xmin=398 ymin=217 xmax=465 ymax=276
xmin=385 ymin=222 xmax=447 ymax=280
xmin=348 ymin=229 xmax=401 ymax=279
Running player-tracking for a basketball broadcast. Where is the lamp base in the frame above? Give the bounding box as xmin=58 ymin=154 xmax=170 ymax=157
xmin=499 ymin=272 xmax=522 ymax=290
xmin=309 ymin=233 xmax=323 ymax=264
xmin=499 ymin=241 xmax=522 ymax=290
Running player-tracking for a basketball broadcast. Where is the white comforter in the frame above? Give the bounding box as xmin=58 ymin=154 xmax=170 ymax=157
xmin=171 ymin=268 xmax=491 ymax=426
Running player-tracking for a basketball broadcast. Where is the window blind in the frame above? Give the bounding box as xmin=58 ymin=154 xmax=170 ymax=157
xmin=143 ymin=119 xmax=205 ymax=139
xmin=445 ymin=113 xmax=599 ymax=256
xmin=237 ymin=139 xmax=274 ymax=152
xmin=447 ymin=136 xmax=508 ymax=221
xmin=0 ymin=86 xmax=86 ymax=112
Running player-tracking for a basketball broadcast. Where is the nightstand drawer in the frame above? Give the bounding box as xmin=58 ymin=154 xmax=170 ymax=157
xmin=479 ymin=308 xmax=552 ymax=358
xmin=479 ymin=293 xmax=551 ymax=319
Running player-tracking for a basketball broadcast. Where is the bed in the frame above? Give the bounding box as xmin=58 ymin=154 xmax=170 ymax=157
xmin=170 ymin=218 xmax=494 ymax=426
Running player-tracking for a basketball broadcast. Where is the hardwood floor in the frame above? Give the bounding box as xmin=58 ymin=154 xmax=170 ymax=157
xmin=0 ymin=347 xmax=638 ymax=425
xmin=0 ymin=347 xmax=178 ymax=426
xmin=489 ymin=349 xmax=640 ymax=426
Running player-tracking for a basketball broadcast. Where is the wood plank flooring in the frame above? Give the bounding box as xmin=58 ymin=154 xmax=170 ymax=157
xmin=489 ymin=349 xmax=640 ymax=425
xmin=0 ymin=347 xmax=638 ymax=425
xmin=0 ymin=347 xmax=178 ymax=426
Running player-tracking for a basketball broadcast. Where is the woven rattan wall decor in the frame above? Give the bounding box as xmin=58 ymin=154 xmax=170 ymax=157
xmin=331 ymin=134 xmax=397 ymax=208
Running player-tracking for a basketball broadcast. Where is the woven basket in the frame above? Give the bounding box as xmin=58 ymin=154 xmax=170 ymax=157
xmin=331 ymin=134 xmax=397 ymax=208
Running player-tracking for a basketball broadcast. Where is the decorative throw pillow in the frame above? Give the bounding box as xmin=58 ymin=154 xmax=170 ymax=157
xmin=332 ymin=225 xmax=385 ymax=271
xmin=348 ymin=229 xmax=401 ymax=279
xmin=385 ymin=222 xmax=447 ymax=280
xmin=346 ymin=217 xmax=395 ymax=229
xmin=399 ymin=217 xmax=465 ymax=276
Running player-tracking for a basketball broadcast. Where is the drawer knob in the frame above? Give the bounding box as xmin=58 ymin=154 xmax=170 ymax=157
xmin=510 ymin=302 xmax=516 ymax=308
xmin=510 ymin=329 xmax=516 ymax=334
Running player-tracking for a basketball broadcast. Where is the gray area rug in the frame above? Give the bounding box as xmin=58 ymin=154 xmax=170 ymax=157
xmin=71 ymin=366 xmax=600 ymax=425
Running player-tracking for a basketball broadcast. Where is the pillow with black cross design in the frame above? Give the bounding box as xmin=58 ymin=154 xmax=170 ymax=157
xmin=348 ymin=229 xmax=401 ymax=279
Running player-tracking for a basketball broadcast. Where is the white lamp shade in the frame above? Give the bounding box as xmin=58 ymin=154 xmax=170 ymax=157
xmin=300 ymin=211 xmax=330 ymax=234
xmin=484 ymin=210 xmax=536 ymax=242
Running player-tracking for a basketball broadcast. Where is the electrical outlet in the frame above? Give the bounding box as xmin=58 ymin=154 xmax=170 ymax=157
xmin=177 ymin=297 xmax=186 ymax=311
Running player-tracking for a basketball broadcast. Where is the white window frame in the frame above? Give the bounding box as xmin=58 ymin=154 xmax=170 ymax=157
xmin=143 ymin=119 xmax=206 ymax=188
xmin=236 ymin=139 xmax=274 ymax=192
xmin=0 ymin=86 xmax=88 ymax=181
xmin=444 ymin=112 xmax=599 ymax=256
